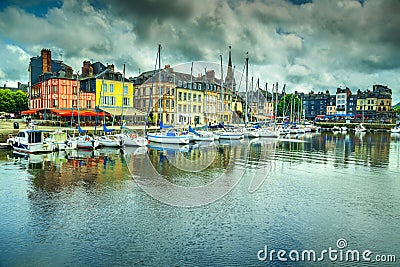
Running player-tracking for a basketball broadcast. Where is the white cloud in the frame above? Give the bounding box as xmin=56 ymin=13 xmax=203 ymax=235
xmin=0 ymin=0 xmax=399 ymax=100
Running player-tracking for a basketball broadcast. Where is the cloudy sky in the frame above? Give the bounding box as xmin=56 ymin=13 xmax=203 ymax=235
xmin=0 ymin=0 xmax=399 ymax=102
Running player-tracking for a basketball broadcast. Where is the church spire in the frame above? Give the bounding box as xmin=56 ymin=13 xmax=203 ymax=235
xmin=228 ymin=45 xmax=232 ymax=69
xmin=225 ymin=45 xmax=234 ymax=86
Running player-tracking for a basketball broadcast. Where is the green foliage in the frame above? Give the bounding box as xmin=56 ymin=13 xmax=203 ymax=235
xmin=277 ymin=94 xmax=301 ymax=117
xmin=0 ymin=89 xmax=28 ymax=113
xmin=393 ymin=106 xmax=400 ymax=113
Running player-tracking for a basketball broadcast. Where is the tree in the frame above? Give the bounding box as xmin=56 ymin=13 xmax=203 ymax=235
xmin=13 ymin=90 xmax=29 ymax=114
xmin=0 ymin=89 xmax=28 ymax=114
xmin=0 ymin=89 xmax=15 ymax=112
xmin=277 ymin=94 xmax=301 ymax=120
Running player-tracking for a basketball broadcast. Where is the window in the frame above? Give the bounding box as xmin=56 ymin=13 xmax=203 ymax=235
xmin=193 ymin=94 xmax=197 ymax=101
xmin=124 ymin=86 xmax=128 ymax=95
xmin=178 ymin=92 xmax=182 ymax=101
xmin=198 ymin=95 xmax=202 ymax=102
xmin=53 ymin=85 xmax=57 ymax=93
xmin=183 ymin=93 xmax=187 ymax=101
xmin=73 ymin=86 xmax=77 ymax=94
xmin=172 ymin=100 xmax=175 ymax=108
xmin=103 ymin=83 xmax=107 ymax=92
xmin=123 ymin=97 xmax=130 ymax=106
xmin=110 ymin=84 xmax=114 ymax=93
xmin=166 ymin=100 xmax=170 ymax=108
xmin=171 ymin=88 xmax=175 ymax=96
xmin=199 ymin=106 xmax=201 ymax=113
xmin=178 ymin=104 xmax=182 ymax=112
xmin=183 ymin=105 xmax=187 ymax=113
xmin=87 ymin=100 xmax=91 ymax=108
xmin=188 ymin=93 xmax=191 ymax=101
xmin=72 ymin=100 xmax=77 ymax=108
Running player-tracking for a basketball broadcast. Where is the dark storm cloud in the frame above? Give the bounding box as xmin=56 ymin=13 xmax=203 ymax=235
xmin=0 ymin=0 xmax=399 ymax=102
xmin=99 ymin=0 xmax=195 ymax=40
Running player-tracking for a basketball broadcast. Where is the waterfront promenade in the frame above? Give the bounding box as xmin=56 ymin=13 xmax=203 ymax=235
xmin=1 ymin=118 xmax=396 ymax=142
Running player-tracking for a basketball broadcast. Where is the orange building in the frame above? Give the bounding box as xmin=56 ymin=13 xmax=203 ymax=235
xmin=30 ymin=77 xmax=95 ymax=110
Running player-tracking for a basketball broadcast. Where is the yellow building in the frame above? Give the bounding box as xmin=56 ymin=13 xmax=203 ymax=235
xmin=176 ymin=83 xmax=204 ymax=126
xmin=204 ymin=84 xmax=219 ymax=124
xmin=376 ymin=97 xmax=392 ymax=112
xmin=96 ymin=79 xmax=134 ymax=109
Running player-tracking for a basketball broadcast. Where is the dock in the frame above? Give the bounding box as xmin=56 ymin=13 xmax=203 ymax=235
xmin=0 ymin=143 xmax=11 ymax=149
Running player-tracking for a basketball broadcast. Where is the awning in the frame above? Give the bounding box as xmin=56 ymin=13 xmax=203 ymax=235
xmin=51 ymin=109 xmax=111 ymax=117
xmin=21 ymin=109 xmax=40 ymax=115
xmin=101 ymin=107 xmax=146 ymax=116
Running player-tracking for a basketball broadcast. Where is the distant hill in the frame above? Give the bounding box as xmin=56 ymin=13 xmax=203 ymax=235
xmin=393 ymin=102 xmax=400 ymax=108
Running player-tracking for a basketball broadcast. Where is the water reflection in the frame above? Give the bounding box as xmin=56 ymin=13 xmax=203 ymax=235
xmin=273 ymin=132 xmax=392 ymax=169
xmin=3 ymin=132 xmax=396 ymax=191
xmin=0 ymin=132 xmax=399 ymax=266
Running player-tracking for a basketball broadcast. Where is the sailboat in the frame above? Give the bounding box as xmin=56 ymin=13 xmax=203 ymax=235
xmin=98 ymin=124 xmax=125 ymax=147
xmin=146 ymin=44 xmax=190 ymax=145
xmin=74 ymin=73 xmax=100 ymax=149
xmin=189 ymin=126 xmax=214 ymax=142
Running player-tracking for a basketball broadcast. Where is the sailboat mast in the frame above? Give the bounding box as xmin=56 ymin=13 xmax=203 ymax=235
xmin=219 ymin=54 xmax=224 ymax=124
xmin=77 ymin=72 xmax=80 ymax=128
xmin=274 ymin=83 xmax=278 ymax=124
xmin=158 ymin=44 xmax=162 ymax=129
xmin=121 ymin=63 xmax=125 ymax=127
xmin=251 ymin=76 xmax=253 ymax=123
xmin=190 ymin=62 xmax=193 ymax=125
xmin=257 ymin=78 xmax=260 ymax=121
xmin=245 ymin=52 xmax=248 ymax=127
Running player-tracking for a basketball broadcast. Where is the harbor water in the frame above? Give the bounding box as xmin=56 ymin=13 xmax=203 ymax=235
xmin=0 ymin=132 xmax=399 ymax=266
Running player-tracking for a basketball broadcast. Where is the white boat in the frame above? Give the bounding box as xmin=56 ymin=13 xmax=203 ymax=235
xmin=45 ymin=129 xmax=77 ymax=150
xmin=147 ymin=142 xmax=191 ymax=152
xmin=243 ymin=128 xmax=260 ymax=138
xmin=75 ymin=135 xmax=101 ymax=149
xmin=355 ymin=123 xmax=367 ymax=133
xmin=120 ymin=132 xmax=147 ymax=147
xmin=257 ymin=128 xmax=278 ymax=138
xmin=7 ymin=129 xmax=55 ymax=154
xmin=119 ymin=128 xmax=147 ymax=147
xmin=332 ymin=126 xmax=341 ymax=132
xmin=192 ymin=130 xmax=215 ymax=142
xmin=340 ymin=126 xmax=348 ymax=132
xmin=189 ymin=126 xmax=215 ymax=142
xmin=391 ymin=125 xmax=400 ymax=133
xmin=147 ymin=130 xmax=190 ymax=144
xmin=97 ymin=134 xmax=125 ymax=148
xmin=215 ymin=130 xmax=244 ymax=140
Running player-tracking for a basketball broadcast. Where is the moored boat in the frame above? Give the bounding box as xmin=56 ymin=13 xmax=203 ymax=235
xmin=147 ymin=130 xmax=190 ymax=144
xmin=97 ymin=134 xmax=125 ymax=148
xmin=390 ymin=125 xmax=400 ymax=133
xmin=45 ymin=129 xmax=77 ymax=150
xmin=75 ymin=135 xmax=101 ymax=149
xmin=355 ymin=123 xmax=367 ymax=133
xmin=7 ymin=129 xmax=55 ymax=154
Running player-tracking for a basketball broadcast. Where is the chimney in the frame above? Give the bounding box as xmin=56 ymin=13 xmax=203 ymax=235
xmin=107 ymin=64 xmax=114 ymax=72
xmin=41 ymin=49 xmax=52 ymax=73
xmin=89 ymin=65 xmax=93 ymax=77
xmin=82 ymin=61 xmax=91 ymax=77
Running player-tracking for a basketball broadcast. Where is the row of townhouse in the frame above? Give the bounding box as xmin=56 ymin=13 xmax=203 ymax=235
xmin=294 ymin=85 xmax=392 ymax=120
xmin=28 ymin=49 xmax=143 ymax=121
xmin=26 ymin=48 xmax=393 ymax=125
xmin=28 ymin=48 xmax=243 ymax=125
xmin=133 ymin=65 xmax=239 ymax=125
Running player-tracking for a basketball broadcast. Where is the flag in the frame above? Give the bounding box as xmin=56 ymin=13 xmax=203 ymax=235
xmin=78 ymin=126 xmax=86 ymax=133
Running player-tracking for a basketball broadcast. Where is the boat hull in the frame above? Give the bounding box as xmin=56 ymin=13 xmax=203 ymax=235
xmin=147 ymin=133 xmax=190 ymax=144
